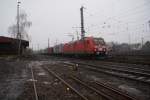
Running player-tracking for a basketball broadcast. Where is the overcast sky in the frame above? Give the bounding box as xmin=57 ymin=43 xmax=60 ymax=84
xmin=0 ymin=0 xmax=150 ymax=50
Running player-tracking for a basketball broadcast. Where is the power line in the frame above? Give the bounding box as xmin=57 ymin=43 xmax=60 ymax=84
xmin=84 ymin=1 xmax=150 ymax=21
xmin=84 ymin=1 xmax=150 ymax=28
xmin=116 ymin=1 xmax=150 ymax=16
xmin=116 ymin=8 xmax=150 ymax=21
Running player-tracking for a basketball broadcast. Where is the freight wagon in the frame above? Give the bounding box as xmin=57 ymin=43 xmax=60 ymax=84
xmin=53 ymin=44 xmax=64 ymax=55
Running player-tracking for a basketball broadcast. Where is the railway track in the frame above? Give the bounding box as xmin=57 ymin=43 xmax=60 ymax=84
xmin=63 ymin=61 xmax=150 ymax=85
xmin=44 ymin=66 xmax=89 ymax=100
xmin=52 ymin=56 xmax=150 ymax=73
xmin=30 ymin=65 xmax=39 ymax=100
xmin=30 ymin=63 xmax=86 ymax=100
xmin=80 ymin=62 xmax=150 ymax=77
xmin=44 ymin=66 xmax=137 ymax=100
xmin=91 ymin=61 xmax=150 ymax=74
xmin=70 ymin=76 xmax=137 ymax=100
xmin=29 ymin=60 xmax=142 ymax=100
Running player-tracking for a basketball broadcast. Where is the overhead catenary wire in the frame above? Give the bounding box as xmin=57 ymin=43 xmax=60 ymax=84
xmin=76 ymin=1 xmax=150 ymax=44
xmin=84 ymin=0 xmax=150 ymax=27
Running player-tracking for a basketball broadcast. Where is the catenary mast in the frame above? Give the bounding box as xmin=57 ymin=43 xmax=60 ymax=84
xmin=80 ymin=6 xmax=85 ymax=39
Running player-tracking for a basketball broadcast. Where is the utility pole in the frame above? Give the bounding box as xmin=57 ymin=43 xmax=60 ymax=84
xmin=76 ymin=30 xmax=79 ymax=40
xmin=68 ymin=34 xmax=74 ymax=41
xmin=17 ymin=1 xmax=21 ymax=56
xmin=141 ymin=24 xmax=145 ymax=48
xmin=72 ymin=27 xmax=80 ymax=40
xmin=148 ymin=20 xmax=150 ymax=32
xmin=141 ymin=37 xmax=144 ymax=47
xmin=80 ymin=6 xmax=85 ymax=39
xmin=32 ymin=44 xmax=33 ymax=51
xmin=126 ymin=23 xmax=130 ymax=44
xmin=55 ymin=39 xmax=58 ymax=45
xmin=48 ymin=38 xmax=50 ymax=48
xmin=37 ymin=44 xmax=39 ymax=52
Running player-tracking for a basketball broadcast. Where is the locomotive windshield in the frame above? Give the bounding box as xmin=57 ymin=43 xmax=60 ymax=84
xmin=94 ymin=38 xmax=105 ymax=45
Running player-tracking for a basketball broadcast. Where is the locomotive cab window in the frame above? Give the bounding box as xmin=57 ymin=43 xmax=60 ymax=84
xmin=94 ymin=38 xmax=105 ymax=45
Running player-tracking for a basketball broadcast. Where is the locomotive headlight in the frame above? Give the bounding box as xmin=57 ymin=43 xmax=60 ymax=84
xmin=94 ymin=46 xmax=98 ymax=51
xmin=102 ymin=48 xmax=105 ymax=51
xmin=99 ymin=48 xmax=102 ymax=51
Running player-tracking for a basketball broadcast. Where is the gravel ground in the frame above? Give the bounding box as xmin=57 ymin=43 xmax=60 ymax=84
xmin=52 ymin=61 xmax=150 ymax=100
xmin=17 ymin=60 xmax=82 ymax=100
xmin=0 ymin=58 xmax=29 ymax=100
xmin=0 ymin=55 xmax=149 ymax=100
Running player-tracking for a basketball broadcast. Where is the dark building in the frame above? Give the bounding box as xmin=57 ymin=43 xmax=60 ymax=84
xmin=0 ymin=36 xmax=29 ymax=55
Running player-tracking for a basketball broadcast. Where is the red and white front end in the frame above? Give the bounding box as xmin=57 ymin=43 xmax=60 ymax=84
xmin=93 ymin=38 xmax=107 ymax=56
xmin=94 ymin=45 xmax=107 ymax=55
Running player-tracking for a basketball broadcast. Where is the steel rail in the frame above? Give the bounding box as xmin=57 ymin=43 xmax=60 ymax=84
xmin=71 ymin=76 xmax=137 ymax=100
xmin=74 ymin=62 xmax=150 ymax=77
xmin=62 ymin=58 xmax=150 ymax=73
xmin=30 ymin=65 xmax=39 ymax=100
xmin=63 ymin=62 xmax=150 ymax=85
xmin=70 ymin=76 xmax=114 ymax=100
xmin=82 ymin=64 xmax=150 ymax=84
xmin=94 ymin=81 xmax=137 ymax=100
xmin=97 ymin=62 xmax=150 ymax=74
xmin=44 ymin=67 xmax=89 ymax=100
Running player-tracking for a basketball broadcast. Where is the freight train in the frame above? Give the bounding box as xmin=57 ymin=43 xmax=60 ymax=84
xmin=47 ymin=37 xmax=107 ymax=58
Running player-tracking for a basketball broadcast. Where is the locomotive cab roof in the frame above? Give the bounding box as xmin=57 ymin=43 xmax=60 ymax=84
xmin=79 ymin=37 xmax=104 ymax=41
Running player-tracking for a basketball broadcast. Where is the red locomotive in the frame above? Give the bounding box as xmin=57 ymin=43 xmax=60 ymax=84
xmin=48 ymin=37 xmax=107 ymax=57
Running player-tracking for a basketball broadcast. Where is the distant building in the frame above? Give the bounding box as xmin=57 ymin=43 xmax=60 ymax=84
xmin=0 ymin=36 xmax=29 ymax=55
xmin=130 ymin=43 xmax=141 ymax=50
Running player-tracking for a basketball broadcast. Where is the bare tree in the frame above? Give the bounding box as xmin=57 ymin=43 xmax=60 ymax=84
xmin=8 ymin=11 xmax=32 ymax=40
